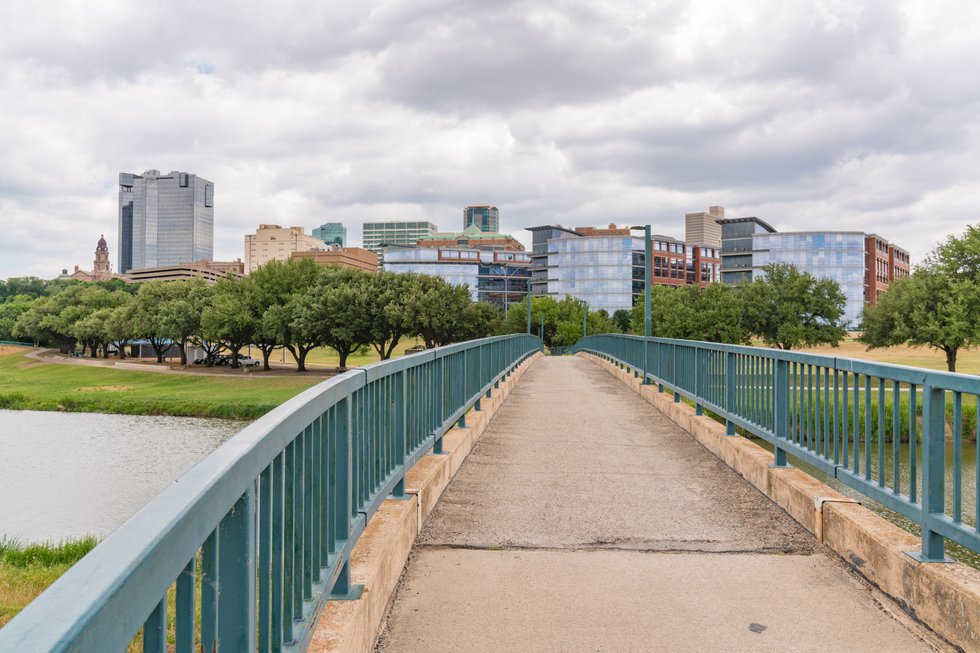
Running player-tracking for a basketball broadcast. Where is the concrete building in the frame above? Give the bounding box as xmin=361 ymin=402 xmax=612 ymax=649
xmin=527 ymin=225 xmax=644 ymax=313
xmin=290 ymin=247 xmax=378 ymax=273
xmin=362 ymin=221 xmax=438 ymax=268
xmin=383 ymin=246 xmax=530 ymax=310
xmin=244 ymin=224 xmax=324 ymax=274
xmin=685 ymin=206 xmax=725 ymax=248
xmin=124 ymin=259 xmax=244 ymax=285
xmin=416 ymin=225 xmax=525 ymax=252
xmin=313 ymin=222 xmax=347 ymax=247
xmin=118 ymin=170 xmax=214 ymax=274
xmin=67 ymin=235 xmax=125 ymax=282
xmin=463 ymin=205 xmax=499 ymax=233
xmin=718 ymin=218 xmax=911 ymax=324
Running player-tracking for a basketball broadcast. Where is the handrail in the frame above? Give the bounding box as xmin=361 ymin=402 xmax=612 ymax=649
xmin=573 ymin=334 xmax=980 ymax=563
xmin=0 ymin=334 xmax=541 ymax=652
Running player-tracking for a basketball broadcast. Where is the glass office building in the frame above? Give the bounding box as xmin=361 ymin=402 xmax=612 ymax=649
xmin=118 ymin=170 xmax=214 ymax=274
xmin=463 ymin=205 xmax=499 ymax=233
xmin=313 ymin=222 xmax=347 ymax=247
xmin=527 ymin=225 xmax=643 ymax=313
xmin=718 ymin=217 xmax=775 ymax=284
xmin=753 ymin=232 xmax=868 ymax=324
xmin=383 ymin=247 xmax=530 ymax=310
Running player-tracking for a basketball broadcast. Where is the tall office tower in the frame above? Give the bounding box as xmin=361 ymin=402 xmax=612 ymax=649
xmin=463 ymin=205 xmax=499 ymax=232
xmin=313 ymin=222 xmax=347 ymax=247
xmin=685 ymin=206 xmax=725 ymax=248
xmin=362 ymin=220 xmax=438 ymax=268
xmin=118 ymin=170 xmax=214 ymax=274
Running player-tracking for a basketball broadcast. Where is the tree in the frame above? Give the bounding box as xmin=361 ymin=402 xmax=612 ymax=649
xmin=365 ymin=273 xmax=414 ymax=360
xmin=741 ymin=263 xmax=847 ymax=350
xmin=201 ymin=277 xmax=258 ymax=368
xmin=404 ymin=276 xmax=473 ymax=348
xmin=612 ymin=309 xmax=632 ymax=333
xmin=862 ymin=272 xmax=979 ymax=373
xmin=293 ymin=268 xmax=372 ymax=370
xmin=458 ymin=301 xmax=504 ymax=341
xmin=105 ymin=303 xmax=137 ymax=358
xmin=0 ymin=295 xmax=36 ymax=341
xmin=156 ymin=280 xmax=209 ymax=365
xmin=72 ymin=308 xmax=114 ymax=358
xmin=131 ymin=282 xmax=180 ymax=362
xmin=250 ymin=258 xmax=324 ymax=371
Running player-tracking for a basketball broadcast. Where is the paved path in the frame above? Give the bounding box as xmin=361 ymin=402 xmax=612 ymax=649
xmin=377 ymin=357 xmax=941 ymax=652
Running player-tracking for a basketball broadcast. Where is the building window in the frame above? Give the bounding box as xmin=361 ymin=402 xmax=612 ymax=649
xmin=179 ymin=173 xmax=189 ymax=187
xmin=204 ymin=185 xmax=213 ymax=207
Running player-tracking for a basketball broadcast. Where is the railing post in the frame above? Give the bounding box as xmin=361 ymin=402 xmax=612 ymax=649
xmin=772 ymin=358 xmax=789 ymax=467
xmin=393 ymin=370 xmax=407 ymax=498
xmin=216 ymin=485 xmax=257 ymax=652
xmin=725 ymin=352 xmax=736 ymax=435
xmin=434 ymin=357 xmax=445 ymax=454
xmin=912 ymin=384 xmax=949 ymax=562
xmin=331 ymin=397 xmax=363 ymax=599
xmin=694 ymin=347 xmax=703 ymax=415
xmin=142 ymin=597 xmax=166 ymax=653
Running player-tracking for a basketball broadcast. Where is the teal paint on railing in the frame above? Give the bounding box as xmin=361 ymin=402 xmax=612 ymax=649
xmin=0 ymin=334 xmax=540 ymax=652
xmin=573 ymin=334 xmax=980 ymax=562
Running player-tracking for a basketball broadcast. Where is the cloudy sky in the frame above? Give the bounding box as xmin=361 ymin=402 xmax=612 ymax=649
xmin=1 ymin=0 xmax=978 ymax=279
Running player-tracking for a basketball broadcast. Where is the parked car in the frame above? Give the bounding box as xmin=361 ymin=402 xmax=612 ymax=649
xmin=405 ymin=345 xmax=429 ymax=354
xmin=193 ymin=355 xmax=218 ymax=365
xmin=235 ymin=357 xmax=262 ymax=368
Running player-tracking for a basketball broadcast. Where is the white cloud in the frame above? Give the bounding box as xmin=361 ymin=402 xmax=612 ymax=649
xmin=1 ymin=0 xmax=979 ymax=278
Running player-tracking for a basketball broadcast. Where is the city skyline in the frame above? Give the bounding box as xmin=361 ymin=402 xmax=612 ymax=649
xmin=3 ymin=2 xmax=980 ymax=279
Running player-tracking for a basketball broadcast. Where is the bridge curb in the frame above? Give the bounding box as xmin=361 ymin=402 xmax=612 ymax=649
xmin=580 ymin=351 xmax=980 ymax=652
xmin=307 ymin=352 xmax=543 ymax=652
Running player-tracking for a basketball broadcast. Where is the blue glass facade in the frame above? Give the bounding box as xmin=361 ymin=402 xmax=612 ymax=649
xmin=313 ymin=222 xmax=347 ymax=247
xmin=463 ymin=205 xmax=499 ymax=233
xmin=538 ymin=233 xmax=643 ymax=313
xmin=753 ymin=232 xmax=867 ymax=324
xmin=383 ymin=247 xmax=529 ymax=310
xmin=118 ymin=170 xmax=213 ymax=273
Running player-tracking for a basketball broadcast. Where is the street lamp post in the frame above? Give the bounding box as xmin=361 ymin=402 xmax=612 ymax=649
xmin=630 ymin=225 xmax=653 ymax=384
xmin=582 ymin=299 xmax=588 ymax=339
xmin=526 ymin=281 xmax=532 ymax=334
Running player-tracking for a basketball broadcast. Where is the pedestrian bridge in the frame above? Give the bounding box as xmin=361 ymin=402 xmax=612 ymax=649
xmin=2 ymin=335 xmax=979 ymax=651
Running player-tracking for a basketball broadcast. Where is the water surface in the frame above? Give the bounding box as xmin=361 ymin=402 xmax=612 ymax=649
xmin=0 ymin=409 xmax=245 ymax=542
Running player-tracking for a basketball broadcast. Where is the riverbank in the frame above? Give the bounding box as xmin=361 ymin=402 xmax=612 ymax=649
xmin=0 ymin=347 xmax=319 ymax=418
xmin=0 ymin=537 xmax=98 ymax=628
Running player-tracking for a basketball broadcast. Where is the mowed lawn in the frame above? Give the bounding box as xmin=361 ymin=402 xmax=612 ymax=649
xmin=303 ymin=338 xmax=424 ymax=368
xmin=0 ymin=346 xmax=320 ymax=419
xmin=794 ymin=339 xmax=980 ymax=374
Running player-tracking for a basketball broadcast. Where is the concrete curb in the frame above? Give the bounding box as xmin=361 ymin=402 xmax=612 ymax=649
xmin=580 ymin=351 xmax=980 ymax=652
xmin=307 ymin=352 xmax=543 ymax=652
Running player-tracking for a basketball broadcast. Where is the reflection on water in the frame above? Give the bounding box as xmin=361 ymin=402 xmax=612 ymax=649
xmin=754 ymin=438 xmax=980 ymax=569
xmin=0 ymin=409 xmax=244 ymax=542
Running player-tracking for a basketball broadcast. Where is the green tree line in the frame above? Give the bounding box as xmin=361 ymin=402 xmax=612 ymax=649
xmin=5 ymin=259 xmax=504 ymax=371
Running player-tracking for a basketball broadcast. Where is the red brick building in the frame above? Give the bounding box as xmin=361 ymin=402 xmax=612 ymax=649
xmin=865 ymin=234 xmax=910 ymax=304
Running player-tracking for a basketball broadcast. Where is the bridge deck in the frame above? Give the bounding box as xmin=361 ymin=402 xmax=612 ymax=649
xmin=376 ymin=356 xmax=937 ymax=652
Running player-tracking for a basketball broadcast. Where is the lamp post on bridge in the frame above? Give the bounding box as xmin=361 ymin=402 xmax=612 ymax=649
xmin=526 ymin=283 xmax=532 ymax=335
xmin=630 ymin=225 xmax=652 ymax=384
xmin=582 ymin=299 xmax=588 ymax=339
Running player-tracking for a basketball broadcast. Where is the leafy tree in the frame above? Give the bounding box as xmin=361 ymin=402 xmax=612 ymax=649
xmin=365 ymin=272 xmax=414 ymax=360
xmin=862 ymin=268 xmax=979 ymax=373
xmin=293 ymin=268 xmax=372 ymax=370
xmin=201 ymin=277 xmax=258 ymax=368
xmin=106 ymin=303 xmax=137 ymax=358
xmin=458 ymin=301 xmax=504 ymax=341
xmin=741 ymin=263 xmax=847 ymax=350
xmin=72 ymin=308 xmax=114 ymax=357
xmin=250 ymin=259 xmax=324 ymax=371
xmin=0 ymin=277 xmax=50 ymax=302
xmin=130 ymin=283 xmax=178 ymax=362
xmin=612 ymin=309 xmax=632 ymax=333
xmin=0 ymin=295 xmax=35 ymax=341
xmin=404 ymin=276 xmax=473 ymax=348
xmin=152 ymin=280 xmax=209 ymax=365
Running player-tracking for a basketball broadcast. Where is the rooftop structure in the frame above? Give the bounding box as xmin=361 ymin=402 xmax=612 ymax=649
xmin=685 ymin=206 xmax=725 ymax=248
xmin=244 ymin=224 xmax=324 ymax=274
xmin=463 ymin=205 xmax=499 ymax=233
xmin=313 ymin=222 xmax=347 ymax=247
xmin=416 ymin=225 xmax=525 ymax=252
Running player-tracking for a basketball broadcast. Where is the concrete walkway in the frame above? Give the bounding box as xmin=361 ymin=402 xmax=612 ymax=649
xmin=376 ymin=357 xmax=941 ymax=652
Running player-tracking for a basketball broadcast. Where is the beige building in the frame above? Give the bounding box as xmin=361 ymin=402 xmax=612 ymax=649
xmin=291 ymin=247 xmax=378 ymax=273
xmin=124 ymin=259 xmax=245 ymax=285
xmin=244 ymin=224 xmax=324 ymax=273
xmin=685 ymin=206 xmax=725 ymax=248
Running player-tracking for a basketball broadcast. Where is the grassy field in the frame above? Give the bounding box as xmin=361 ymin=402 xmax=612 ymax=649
xmin=0 ymin=537 xmax=98 ymax=629
xmin=795 ymin=339 xmax=980 ymax=374
xmin=0 ymin=346 xmax=319 ymax=419
xmin=302 ymin=338 xmax=424 ymax=368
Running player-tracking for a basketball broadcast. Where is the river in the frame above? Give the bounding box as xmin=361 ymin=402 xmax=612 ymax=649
xmin=0 ymin=409 xmax=245 ymax=542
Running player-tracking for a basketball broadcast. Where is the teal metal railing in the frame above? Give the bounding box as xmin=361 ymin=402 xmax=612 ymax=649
xmin=574 ymin=334 xmax=980 ymax=562
xmin=0 ymin=334 xmax=540 ymax=652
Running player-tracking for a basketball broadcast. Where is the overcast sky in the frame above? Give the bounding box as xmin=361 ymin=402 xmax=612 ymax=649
xmin=2 ymin=0 xmax=978 ymax=279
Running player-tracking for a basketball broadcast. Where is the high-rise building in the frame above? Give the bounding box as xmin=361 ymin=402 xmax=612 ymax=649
xmin=685 ymin=206 xmax=725 ymax=248
xmin=463 ymin=205 xmax=499 ymax=233
xmin=362 ymin=220 xmax=438 ymax=268
xmin=118 ymin=170 xmax=214 ymax=274
xmin=313 ymin=222 xmax=347 ymax=247
xmin=244 ymin=224 xmax=325 ymax=273
xmin=718 ymin=218 xmax=911 ymax=324
xmin=383 ymin=246 xmax=530 ymax=310
xmin=527 ymin=224 xmax=644 ymax=313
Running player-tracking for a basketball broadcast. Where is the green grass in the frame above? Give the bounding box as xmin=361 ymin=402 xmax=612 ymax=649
xmin=0 ymin=347 xmax=319 ymax=419
xmin=303 ymin=338 xmax=423 ymax=368
xmin=0 ymin=537 xmax=99 ymax=628
xmin=795 ymin=338 xmax=980 ymax=374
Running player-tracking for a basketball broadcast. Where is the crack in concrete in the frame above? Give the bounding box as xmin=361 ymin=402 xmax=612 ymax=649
xmin=418 ymin=542 xmax=815 ymax=556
